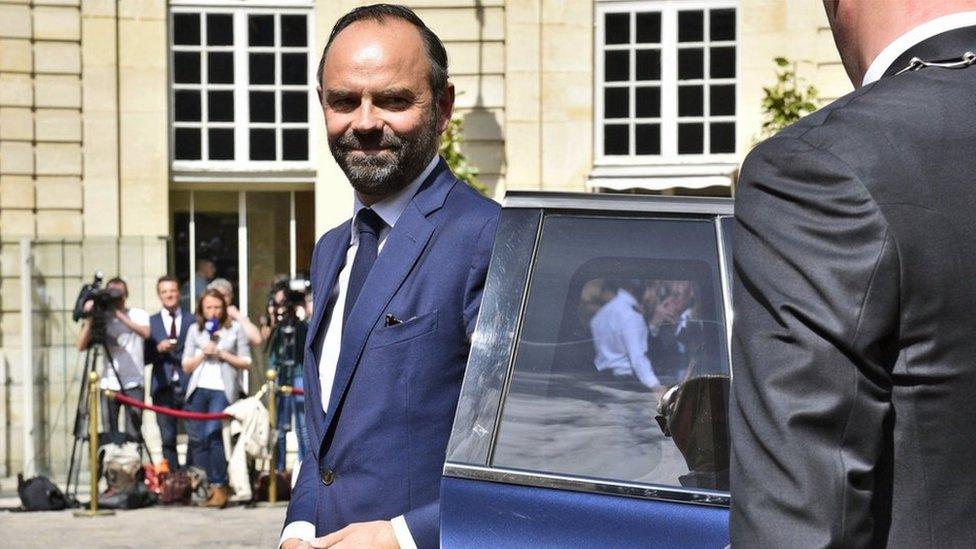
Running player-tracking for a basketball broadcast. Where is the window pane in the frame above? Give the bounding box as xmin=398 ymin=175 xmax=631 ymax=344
xmin=208 ymin=128 xmax=234 ymax=160
xmin=490 ymin=216 xmax=730 ymax=490
xmin=281 ymin=53 xmax=307 ymax=85
xmin=282 ymin=91 xmax=308 ymax=122
xmin=603 ymin=124 xmax=628 ymax=155
xmin=635 ymin=123 xmax=660 ymax=154
xmin=250 ymin=53 xmax=275 ymax=84
xmin=678 ymin=49 xmax=704 ymax=80
xmin=249 ymin=91 xmax=275 ymax=122
xmin=206 ymin=14 xmax=233 ymax=46
xmin=710 ymin=84 xmax=735 ymax=116
xmin=175 ymin=127 xmax=201 ymax=160
xmin=635 ymin=49 xmax=660 ymax=81
xmin=174 ymin=52 xmax=201 ymax=84
xmin=208 ymin=52 xmax=234 ymax=84
xmin=605 ymin=13 xmax=629 ymax=45
xmin=281 ymin=15 xmax=307 ymax=47
xmin=710 ymin=47 xmax=736 ymax=78
xmin=710 ymin=9 xmax=736 ymax=41
xmin=678 ymin=123 xmax=704 ymax=154
xmin=635 ymin=86 xmax=660 ymax=118
xmin=173 ymin=13 xmax=200 ymax=45
xmin=174 ymin=90 xmax=201 ymax=122
xmin=710 ymin=122 xmax=735 ymax=153
xmin=249 ymin=14 xmax=274 ymax=46
xmin=604 ymin=50 xmax=629 ymax=82
xmin=283 ymin=128 xmax=308 ymax=160
xmin=603 ymin=87 xmax=629 ymax=119
xmin=678 ymin=85 xmax=704 ymax=117
xmin=208 ymin=90 xmax=234 ymax=122
xmin=250 ymin=128 xmax=276 ymax=160
xmin=678 ymin=11 xmax=704 ymax=42
xmin=635 ymin=12 xmax=661 ymax=43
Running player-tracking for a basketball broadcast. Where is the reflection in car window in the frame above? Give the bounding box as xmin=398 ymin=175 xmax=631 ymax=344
xmin=491 ymin=215 xmax=730 ymax=491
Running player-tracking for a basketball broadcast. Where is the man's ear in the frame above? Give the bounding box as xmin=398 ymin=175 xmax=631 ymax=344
xmin=436 ymin=82 xmax=456 ymax=134
xmin=316 ymin=85 xmax=324 ymax=105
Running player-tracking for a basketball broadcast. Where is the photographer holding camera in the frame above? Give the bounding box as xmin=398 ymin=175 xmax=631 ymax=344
xmin=75 ymin=277 xmax=151 ymax=443
xmin=265 ymin=280 xmax=309 ymax=471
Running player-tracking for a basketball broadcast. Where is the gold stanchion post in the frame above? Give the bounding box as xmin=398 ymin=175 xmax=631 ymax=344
xmin=74 ymin=372 xmax=114 ymax=517
xmin=266 ymin=369 xmax=278 ymax=504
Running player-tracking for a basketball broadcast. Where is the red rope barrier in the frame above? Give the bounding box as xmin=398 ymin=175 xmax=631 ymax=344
xmin=278 ymin=385 xmax=304 ymax=396
xmin=109 ymin=390 xmax=232 ymax=420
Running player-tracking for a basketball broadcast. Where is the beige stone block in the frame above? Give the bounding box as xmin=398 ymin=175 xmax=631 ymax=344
xmin=406 ymin=0 xmax=503 ymax=5
xmin=463 ymin=141 xmax=505 ymax=177
xmin=0 ymin=39 xmax=32 ymax=72
xmin=0 ymin=209 xmax=35 ymax=236
xmin=416 ymin=7 xmax=504 ymax=42
xmin=0 ymin=175 xmax=34 ymax=209
xmin=504 ymin=120 xmax=541 ymax=188
xmin=0 ymin=4 xmax=32 ymax=39
xmin=118 ymin=0 xmax=165 ymax=20
xmin=453 ymin=74 xmax=504 ymax=109
xmin=35 ymin=143 xmax=82 ymax=176
xmin=82 ymin=0 xmax=115 ymax=17
xmin=82 ymin=117 xmax=117 ymax=179
xmin=35 ymin=74 xmax=81 ymax=108
xmin=36 ymin=209 xmax=82 ymax=237
xmin=0 ymin=107 xmax=34 ymax=140
xmin=0 ymin=277 xmax=21 ymax=312
xmin=445 ymin=41 xmax=504 ymax=76
xmin=82 ymin=176 xmax=119 ymax=237
xmin=506 ymin=22 xmax=540 ymax=73
xmin=35 ymin=108 xmax=81 ymax=142
xmin=35 ymin=176 xmax=81 ymax=209
xmin=0 ymin=242 xmax=22 ymax=276
xmin=32 ymin=240 xmax=82 ymax=275
xmin=456 ymin=107 xmax=504 ymax=141
xmin=505 ymin=72 xmax=540 ymax=121
xmin=542 ymin=23 xmax=594 ymax=73
xmin=33 ymin=6 xmax=81 ymax=41
xmin=81 ymin=239 xmax=119 ymax=273
xmin=0 ymin=74 xmax=33 ymax=107
xmin=34 ymin=41 xmax=81 ymax=74
xmin=0 ymin=141 xmax=33 ymax=174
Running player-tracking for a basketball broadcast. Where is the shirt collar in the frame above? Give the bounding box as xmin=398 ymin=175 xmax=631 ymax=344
xmin=615 ymin=289 xmax=638 ymax=308
xmin=862 ymin=11 xmax=976 ymax=86
xmin=161 ymin=307 xmax=180 ymax=320
xmin=350 ymin=154 xmax=440 ymax=245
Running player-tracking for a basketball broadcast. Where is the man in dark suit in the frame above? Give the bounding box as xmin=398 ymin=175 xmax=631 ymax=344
xmin=731 ymin=1 xmax=976 ymax=546
xmin=280 ymin=5 xmax=499 ymax=549
xmin=146 ymin=275 xmax=193 ymax=469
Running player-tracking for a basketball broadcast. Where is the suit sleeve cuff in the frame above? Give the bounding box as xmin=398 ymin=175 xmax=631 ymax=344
xmin=391 ymin=515 xmax=418 ymax=549
xmin=279 ymin=521 xmax=315 ymax=548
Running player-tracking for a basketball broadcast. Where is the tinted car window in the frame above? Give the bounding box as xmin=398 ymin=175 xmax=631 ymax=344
xmin=491 ymin=215 xmax=730 ymax=491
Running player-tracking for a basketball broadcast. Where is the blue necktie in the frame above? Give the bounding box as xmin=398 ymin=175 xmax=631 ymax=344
xmin=344 ymin=208 xmax=386 ymax=325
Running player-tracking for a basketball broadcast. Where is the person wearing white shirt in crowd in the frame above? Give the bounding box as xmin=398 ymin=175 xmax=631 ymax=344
xmin=76 ymin=277 xmax=151 ymax=443
xmin=181 ymin=288 xmax=252 ymax=508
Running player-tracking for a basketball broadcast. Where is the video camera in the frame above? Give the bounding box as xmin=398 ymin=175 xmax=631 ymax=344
xmin=269 ymin=278 xmax=310 ymax=326
xmin=72 ymin=271 xmax=125 ymax=345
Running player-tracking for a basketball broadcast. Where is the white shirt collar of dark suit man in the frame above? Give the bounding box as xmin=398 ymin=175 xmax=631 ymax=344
xmin=862 ymin=10 xmax=976 ymax=86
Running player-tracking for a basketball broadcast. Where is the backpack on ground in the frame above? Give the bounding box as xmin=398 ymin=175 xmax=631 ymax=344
xmin=17 ymin=473 xmax=68 ymax=511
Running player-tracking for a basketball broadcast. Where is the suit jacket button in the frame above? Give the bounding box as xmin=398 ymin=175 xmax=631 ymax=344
xmin=320 ymin=469 xmax=335 ymax=486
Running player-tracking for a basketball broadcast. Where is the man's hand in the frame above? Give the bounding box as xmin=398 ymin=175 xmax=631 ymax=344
xmin=157 ymin=339 xmax=176 ymax=354
xmin=281 ymin=539 xmax=313 ymax=549
xmin=310 ymin=521 xmax=398 ymax=549
xmin=203 ymin=340 xmax=219 ymax=358
xmin=227 ymin=304 xmax=242 ymax=321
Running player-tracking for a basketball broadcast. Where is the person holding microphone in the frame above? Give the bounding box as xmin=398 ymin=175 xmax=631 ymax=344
xmin=182 ymin=288 xmax=251 ymax=508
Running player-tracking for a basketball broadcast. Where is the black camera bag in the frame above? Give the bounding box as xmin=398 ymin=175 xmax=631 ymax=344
xmin=17 ymin=473 xmax=68 ymax=511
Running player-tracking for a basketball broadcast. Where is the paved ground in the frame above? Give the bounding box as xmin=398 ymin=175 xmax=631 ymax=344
xmin=0 ymin=502 xmax=287 ymax=548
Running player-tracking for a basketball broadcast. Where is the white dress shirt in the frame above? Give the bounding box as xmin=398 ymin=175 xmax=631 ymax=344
xmin=862 ymin=11 xmax=976 ymax=86
xmin=160 ymin=307 xmax=183 ymax=338
xmin=279 ymin=155 xmax=438 ymax=549
xmin=589 ymin=289 xmax=661 ymax=389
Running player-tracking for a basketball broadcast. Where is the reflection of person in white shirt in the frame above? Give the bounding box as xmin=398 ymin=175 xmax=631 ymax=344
xmin=590 ymin=282 xmax=665 ymax=393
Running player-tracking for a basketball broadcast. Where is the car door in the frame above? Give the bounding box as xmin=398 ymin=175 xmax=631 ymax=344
xmin=442 ymin=192 xmax=734 ymax=548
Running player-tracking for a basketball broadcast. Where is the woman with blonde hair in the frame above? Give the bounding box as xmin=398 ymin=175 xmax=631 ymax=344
xmin=182 ymin=288 xmax=251 ymax=507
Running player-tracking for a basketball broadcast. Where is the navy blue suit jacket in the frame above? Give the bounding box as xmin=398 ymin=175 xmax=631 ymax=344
xmin=285 ymin=159 xmax=499 ymax=548
xmin=146 ymin=309 xmax=193 ymax=398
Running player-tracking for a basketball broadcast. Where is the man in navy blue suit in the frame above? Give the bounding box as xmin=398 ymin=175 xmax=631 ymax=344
xmin=280 ymin=5 xmax=499 ymax=549
xmin=146 ymin=275 xmax=194 ymax=469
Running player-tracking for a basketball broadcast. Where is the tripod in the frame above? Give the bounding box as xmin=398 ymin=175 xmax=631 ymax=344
xmin=64 ymin=325 xmax=153 ymax=503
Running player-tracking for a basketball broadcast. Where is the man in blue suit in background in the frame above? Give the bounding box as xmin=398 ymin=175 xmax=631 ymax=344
xmin=280 ymin=5 xmax=499 ymax=549
xmin=146 ymin=275 xmax=194 ymax=469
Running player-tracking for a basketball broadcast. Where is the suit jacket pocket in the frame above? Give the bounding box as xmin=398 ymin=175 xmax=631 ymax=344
xmin=368 ymin=310 xmax=439 ymax=349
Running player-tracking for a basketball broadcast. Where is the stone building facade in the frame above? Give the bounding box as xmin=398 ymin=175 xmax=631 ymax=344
xmin=0 ymin=0 xmax=850 ymax=477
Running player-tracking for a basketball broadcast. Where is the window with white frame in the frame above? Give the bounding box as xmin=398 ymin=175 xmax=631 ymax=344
xmin=596 ymin=1 xmax=737 ymax=163
xmin=170 ymin=5 xmax=314 ymax=170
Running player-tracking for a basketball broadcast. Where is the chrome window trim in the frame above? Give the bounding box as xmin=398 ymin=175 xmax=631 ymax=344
xmin=715 ymin=216 xmax=734 ymax=376
xmin=443 ymin=462 xmax=730 ymax=508
xmin=504 ymin=191 xmax=733 ymax=216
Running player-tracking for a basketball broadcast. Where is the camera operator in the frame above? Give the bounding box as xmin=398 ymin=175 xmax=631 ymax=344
xmin=265 ymin=280 xmax=309 ymax=471
xmin=76 ymin=277 xmax=151 ymax=443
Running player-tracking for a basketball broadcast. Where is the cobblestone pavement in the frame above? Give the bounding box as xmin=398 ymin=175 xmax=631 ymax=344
xmin=0 ymin=504 xmax=287 ymax=548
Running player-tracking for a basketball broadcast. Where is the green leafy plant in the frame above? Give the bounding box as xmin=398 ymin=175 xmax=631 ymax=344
xmin=439 ymin=116 xmax=486 ymax=195
xmin=757 ymin=57 xmax=820 ymax=141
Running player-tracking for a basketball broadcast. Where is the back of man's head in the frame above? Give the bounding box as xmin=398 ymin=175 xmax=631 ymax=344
xmin=317 ymin=4 xmax=449 ymax=98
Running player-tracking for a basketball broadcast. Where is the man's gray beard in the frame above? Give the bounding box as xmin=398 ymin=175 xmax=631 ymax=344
xmin=330 ymin=110 xmax=439 ymax=200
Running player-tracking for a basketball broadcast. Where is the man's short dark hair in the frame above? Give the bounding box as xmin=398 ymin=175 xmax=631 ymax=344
xmin=106 ymin=276 xmax=128 ymax=298
xmin=317 ymin=4 xmax=449 ymax=99
xmin=157 ymin=275 xmax=179 ymax=288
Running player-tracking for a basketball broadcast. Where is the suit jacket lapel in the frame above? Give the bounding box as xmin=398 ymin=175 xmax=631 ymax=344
xmin=306 ymin=225 xmax=352 ymax=356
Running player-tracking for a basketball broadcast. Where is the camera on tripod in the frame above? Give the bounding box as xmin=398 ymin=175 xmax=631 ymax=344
xmin=72 ymin=271 xmax=124 ymax=345
xmin=269 ymin=278 xmax=311 ymax=327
